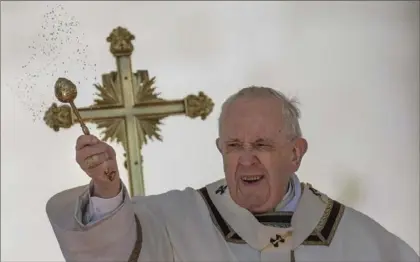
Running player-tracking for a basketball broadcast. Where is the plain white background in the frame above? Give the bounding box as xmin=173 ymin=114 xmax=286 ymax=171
xmin=1 ymin=1 xmax=419 ymax=260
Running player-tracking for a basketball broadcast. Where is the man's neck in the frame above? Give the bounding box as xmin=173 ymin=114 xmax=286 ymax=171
xmin=261 ymin=174 xmax=301 ymax=214
xmin=275 ymin=179 xmax=294 ymax=211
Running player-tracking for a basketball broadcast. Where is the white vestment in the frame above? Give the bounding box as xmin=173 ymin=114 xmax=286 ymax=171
xmin=46 ymin=178 xmax=419 ymax=262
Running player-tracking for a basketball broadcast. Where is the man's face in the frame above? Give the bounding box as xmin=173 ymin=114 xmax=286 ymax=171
xmin=217 ymin=97 xmax=307 ymax=213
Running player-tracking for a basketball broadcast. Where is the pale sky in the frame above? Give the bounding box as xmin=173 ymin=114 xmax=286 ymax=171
xmin=1 ymin=1 xmax=419 ymax=260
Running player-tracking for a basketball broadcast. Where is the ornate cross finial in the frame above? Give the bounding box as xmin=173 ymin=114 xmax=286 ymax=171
xmin=106 ymin=26 xmax=135 ymax=57
xmin=185 ymin=92 xmax=214 ymax=120
xmin=44 ymin=102 xmax=73 ymax=131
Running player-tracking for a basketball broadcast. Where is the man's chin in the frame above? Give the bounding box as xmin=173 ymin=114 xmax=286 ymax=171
xmin=247 ymin=204 xmax=274 ymax=214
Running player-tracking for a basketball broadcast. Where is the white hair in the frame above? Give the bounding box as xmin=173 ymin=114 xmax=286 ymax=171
xmin=219 ymin=86 xmax=302 ymax=138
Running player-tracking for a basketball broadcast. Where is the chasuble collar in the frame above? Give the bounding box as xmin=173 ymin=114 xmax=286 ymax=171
xmin=198 ymin=178 xmax=345 ymax=251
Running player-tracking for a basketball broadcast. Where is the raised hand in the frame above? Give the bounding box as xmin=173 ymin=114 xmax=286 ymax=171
xmin=75 ymin=135 xmax=121 ymax=198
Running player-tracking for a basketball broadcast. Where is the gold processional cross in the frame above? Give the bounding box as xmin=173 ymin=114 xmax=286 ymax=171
xmin=44 ymin=27 xmax=214 ymax=196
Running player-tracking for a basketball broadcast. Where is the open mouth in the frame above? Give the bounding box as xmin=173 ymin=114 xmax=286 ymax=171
xmin=240 ymin=175 xmax=265 ymax=185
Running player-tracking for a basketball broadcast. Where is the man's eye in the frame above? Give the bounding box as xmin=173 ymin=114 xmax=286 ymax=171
xmin=227 ymin=143 xmax=240 ymax=148
xmin=256 ymin=143 xmax=272 ymax=149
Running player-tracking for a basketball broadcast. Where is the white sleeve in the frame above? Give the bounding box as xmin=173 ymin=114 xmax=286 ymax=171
xmin=46 ymin=183 xmax=175 ymax=261
xmin=83 ymin=187 xmax=124 ymax=225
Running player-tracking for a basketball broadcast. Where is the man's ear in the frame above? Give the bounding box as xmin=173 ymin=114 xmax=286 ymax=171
xmin=292 ymin=138 xmax=308 ymax=168
xmin=216 ymin=138 xmax=222 ymax=153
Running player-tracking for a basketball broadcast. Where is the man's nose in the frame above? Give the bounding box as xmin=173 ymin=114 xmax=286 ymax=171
xmin=238 ymin=151 xmax=258 ymax=166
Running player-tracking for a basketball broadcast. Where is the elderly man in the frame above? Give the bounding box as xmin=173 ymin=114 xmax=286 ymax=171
xmin=46 ymin=87 xmax=419 ymax=262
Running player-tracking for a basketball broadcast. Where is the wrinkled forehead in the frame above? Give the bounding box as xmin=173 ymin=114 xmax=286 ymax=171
xmin=220 ymin=97 xmax=284 ymax=140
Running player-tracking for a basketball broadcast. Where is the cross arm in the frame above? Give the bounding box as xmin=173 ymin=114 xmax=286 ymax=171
xmin=43 ymin=91 xmax=214 ymax=133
